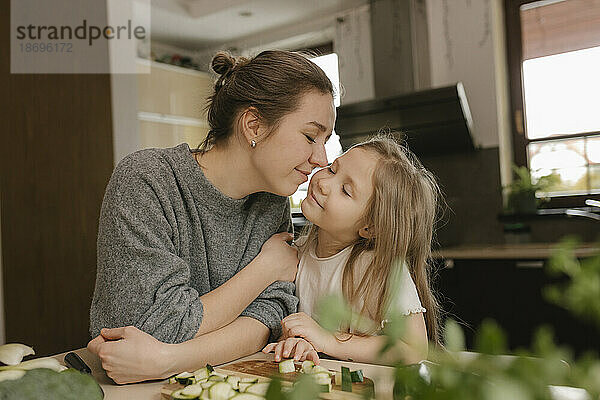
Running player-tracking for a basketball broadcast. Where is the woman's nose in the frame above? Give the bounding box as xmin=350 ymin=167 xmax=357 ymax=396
xmin=309 ymin=143 xmax=328 ymax=168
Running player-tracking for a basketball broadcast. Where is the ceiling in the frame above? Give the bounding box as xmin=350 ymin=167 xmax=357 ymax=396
xmin=149 ymin=0 xmax=368 ymax=50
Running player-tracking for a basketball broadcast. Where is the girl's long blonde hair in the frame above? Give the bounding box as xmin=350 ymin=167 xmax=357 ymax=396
xmin=301 ymin=134 xmax=441 ymax=343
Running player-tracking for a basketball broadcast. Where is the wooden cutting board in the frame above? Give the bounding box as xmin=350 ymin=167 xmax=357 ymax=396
xmin=161 ymin=359 xmax=374 ymax=399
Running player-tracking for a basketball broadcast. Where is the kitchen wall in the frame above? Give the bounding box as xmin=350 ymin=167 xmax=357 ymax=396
xmin=330 ymin=0 xmax=597 ymax=246
xmin=1 ymin=0 xmax=115 ymax=354
xmin=424 ymin=0 xmax=508 ymax=246
xmin=141 ymin=0 xmax=599 ymax=246
xmin=423 ymin=0 xmax=597 ymax=245
xmin=334 ymin=5 xmax=375 ymax=105
xmin=427 ymin=0 xmax=505 ymax=149
xmin=0 ymin=197 xmax=4 ymax=344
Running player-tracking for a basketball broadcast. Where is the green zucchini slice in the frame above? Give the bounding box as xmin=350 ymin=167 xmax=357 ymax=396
xmin=278 ymin=359 xmax=295 ymax=374
xmin=341 ymin=366 xmax=352 ymax=392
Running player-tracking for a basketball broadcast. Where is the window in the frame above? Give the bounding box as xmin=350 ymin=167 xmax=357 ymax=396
xmin=505 ymin=0 xmax=600 ymax=206
xmin=290 ymin=51 xmax=343 ymax=212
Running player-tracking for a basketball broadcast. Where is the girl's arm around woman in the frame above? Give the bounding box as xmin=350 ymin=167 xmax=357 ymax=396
xmin=264 ymin=312 xmax=429 ymax=365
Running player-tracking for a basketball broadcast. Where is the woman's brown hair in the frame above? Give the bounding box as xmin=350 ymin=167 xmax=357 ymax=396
xmin=301 ymin=134 xmax=442 ymax=344
xmin=199 ymin=50 xmax=334 ymax=151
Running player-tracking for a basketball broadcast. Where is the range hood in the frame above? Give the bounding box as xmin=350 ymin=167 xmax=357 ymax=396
xmin=334 ymin=0 xmax=476 ymax=156
xmin=335 ymin=83 xmax=476 ymax=156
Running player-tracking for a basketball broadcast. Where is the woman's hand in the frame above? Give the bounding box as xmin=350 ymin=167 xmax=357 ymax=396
xmin=281 ymin=313 xmax=336 ymax=354
xmin=256 ymin=232 xmax=299 ymax=282
xmin=262 ymin=337 xmax=320 ymax=364
xmin=87 ymin=326 xmax=172 ymax=384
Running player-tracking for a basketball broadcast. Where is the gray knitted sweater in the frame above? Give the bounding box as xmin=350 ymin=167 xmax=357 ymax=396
xmin=89 ymin=143 xmax=297 ymax=343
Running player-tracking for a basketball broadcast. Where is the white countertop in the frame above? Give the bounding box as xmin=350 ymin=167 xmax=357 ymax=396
xmin=50 ymin=348 xmax=591 ymax=400
xmin=52 ymin=349 xmax=396 ymax=400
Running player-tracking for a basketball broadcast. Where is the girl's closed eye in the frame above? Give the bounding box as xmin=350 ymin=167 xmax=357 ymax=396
xmin=342 ymin=185 xmax=351 ymax=197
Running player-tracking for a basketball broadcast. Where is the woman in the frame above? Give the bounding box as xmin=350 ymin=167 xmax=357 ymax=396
xmin=87 ymin=50 xmax=336 ymax=384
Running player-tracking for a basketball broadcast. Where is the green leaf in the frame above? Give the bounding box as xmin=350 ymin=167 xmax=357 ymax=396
xmin=545 ymin=239 xmax=600 ymax=329
xmin=474 ymin=319 xmax=507 ymax=355
xmin=287 ymin=374 xmax=321 ymax=400
xmin=314 ymin=294 xmax=353 ymax=332
xmin=265 ymin=377 xmax=286 ymax=400
xmin=483 ymin=377 xmax=532 ymax=400
xmin=444 ymin=319 xmax=465 ymax=352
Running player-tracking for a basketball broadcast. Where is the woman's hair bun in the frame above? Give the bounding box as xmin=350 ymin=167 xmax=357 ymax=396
xmin=211 ymin=52 xmax=235 ymax=76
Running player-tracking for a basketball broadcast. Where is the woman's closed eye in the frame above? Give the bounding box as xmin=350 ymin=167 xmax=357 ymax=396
xmin=304 ymin=134 xmax=316 ymax=144
xmin=342 ymin=186 xmax=351 ymax=197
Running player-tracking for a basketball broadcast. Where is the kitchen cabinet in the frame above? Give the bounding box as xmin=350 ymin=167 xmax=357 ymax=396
xmin=136 ymin=60 xmax=212 ymax=149
xmin=435 ymin=246 xmax=599 ymax=355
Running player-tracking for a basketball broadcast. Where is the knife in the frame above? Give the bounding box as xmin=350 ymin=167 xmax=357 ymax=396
xmin=64 ymin=352 xmax=104 ymax=397
xmin=64 ymin=352 xmax=92 ymax=374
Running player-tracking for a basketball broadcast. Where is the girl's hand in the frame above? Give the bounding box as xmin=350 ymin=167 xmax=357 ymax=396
xmin=262 ymin=337 xmax=320 ymax=364
xmin=256 ymin=232 xmax=299 ymax=282
xmin=87 ymin=326 xmax=171 ymax=384
xmin=281 ymin=313 xmax=336 ymax=354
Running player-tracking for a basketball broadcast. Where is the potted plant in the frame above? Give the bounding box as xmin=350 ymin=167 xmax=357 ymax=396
xmin=505 ymin=165 xmax=560 ymax=214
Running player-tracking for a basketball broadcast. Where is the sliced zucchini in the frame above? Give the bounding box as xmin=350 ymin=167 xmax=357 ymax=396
xmin=193 ymin=367 xmax=211 ymax=381
xmin=199 ymin=390 xmax=211 ymax=400
xmin=169 ymin=377 xmax=178 ymax=384
xmin=300 ymin=360 xmax=314 ymax=374
xmin=318 ymin=383 xmax=332 ymax=393
xmin=208 ymin=374 xmax=225 ymax=382
xmin=341 ymin=366 xmax=352 ymax=392
xmin=181 ymin=384 xmax=204 ymax=397
xmin=245 ymin=382 xmax=270 ymax=396
xmin=175 ymin=371 xmax=196 ymax=385
xmin=226 ymin=375 xmax=241 ymax=390
xmin=240 ymin=377 xmax=258 ymax=383
xmin=0 ymin=369 xmax=26 ymax=382
xmin=171 ymin=388 xmax=198 ymax=399
xmin=206 ymin=364 xmax=215 ymax=374
xmin=278 ymin=359 xmax=295 ymax=374
xmin=311 ymin=372 xmax=331 ymax=385
xmin=200 ymin=381 xmax=215 ymax=389
xmin=311 ymin=365 xmax=329 ymax=374
xmin=351 ymin=369 xmax=364 ymax=383
xmin=334 ymin=371 xmax=342 ymax=386
xmin=0 ymin=356 xmax=63 ymax=372
xmin=209 ymin=381 xmax=236 ymax=399
xmin=0 ymin=344 xmax=35 ymax=366
xmin=238 ymin=382 xmax=253 ymax=393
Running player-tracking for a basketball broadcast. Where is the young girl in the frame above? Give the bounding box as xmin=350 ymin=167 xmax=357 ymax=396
xmin=262 ymin=135 xmax=441 ymax=365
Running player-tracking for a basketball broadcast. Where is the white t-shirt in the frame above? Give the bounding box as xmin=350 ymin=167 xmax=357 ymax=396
xmin=295 ymin=238 xmax=426 ymax=332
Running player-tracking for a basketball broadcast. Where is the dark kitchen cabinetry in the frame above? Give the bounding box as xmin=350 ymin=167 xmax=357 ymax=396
xmin=435 ymin=258 xmax=598 ymax=355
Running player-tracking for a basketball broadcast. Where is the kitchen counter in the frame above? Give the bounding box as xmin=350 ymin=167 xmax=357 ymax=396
xmin=48 ymin=348 xmax=591 ymax=400
xmin=434 ymin=242 xmax=599 ymax=260
xmin=51 ymin=349 xmax=396 ymax=400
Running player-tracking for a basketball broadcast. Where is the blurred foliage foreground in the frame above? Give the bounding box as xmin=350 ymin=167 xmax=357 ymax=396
xmin=267 ymin=237 xmax=600 ymax=400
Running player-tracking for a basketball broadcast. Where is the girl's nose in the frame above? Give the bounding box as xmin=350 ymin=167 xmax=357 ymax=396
xmin=317 ymin=176 xmax=330 ymax=195
xmin=309 ymin=143 xmax=328 ymax=168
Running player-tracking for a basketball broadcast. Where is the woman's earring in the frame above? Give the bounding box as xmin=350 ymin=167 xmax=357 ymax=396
xmin=250 ymin=140 xmax=257 ymax=148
